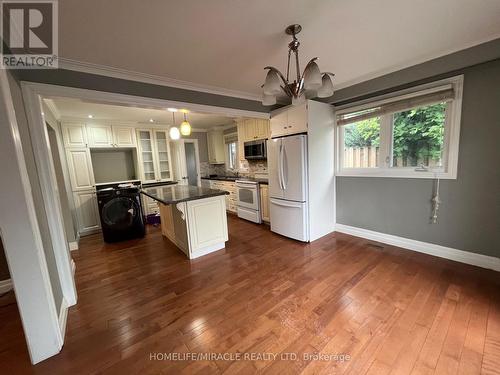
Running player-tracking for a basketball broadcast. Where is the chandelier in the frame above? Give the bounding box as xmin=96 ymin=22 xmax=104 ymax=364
xmin=262 ymin=24 xmax=335 ymax=106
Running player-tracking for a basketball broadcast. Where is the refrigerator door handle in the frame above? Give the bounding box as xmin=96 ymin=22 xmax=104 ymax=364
xmin=279 ymin=143 xmax=286 ymax=190
xmin=278 ymin=143 xmax=284 ymax=190
xmin=270 ymin=198 xmax=302 ymax=208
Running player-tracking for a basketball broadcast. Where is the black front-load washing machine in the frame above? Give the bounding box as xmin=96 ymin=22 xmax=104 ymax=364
xmin=97 ymin=185 xmax=146 ymax=243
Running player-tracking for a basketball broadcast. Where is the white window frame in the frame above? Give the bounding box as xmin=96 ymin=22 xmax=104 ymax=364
xmin=335 ymin=75 xmax=463 ymax=179
xmin=224 ymin=134 xmax=238 ymax=171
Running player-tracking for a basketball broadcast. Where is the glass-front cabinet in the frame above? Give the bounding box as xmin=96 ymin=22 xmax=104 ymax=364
xmin=137 ymin=129 xmax=172 ymax=183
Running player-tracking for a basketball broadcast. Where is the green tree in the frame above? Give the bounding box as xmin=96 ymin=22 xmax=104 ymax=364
xmin=393 ymin=103 xmax=445 ymax=166
xmin=344 ymin=117 xmax=380 ymax=147
xmin=344 ymin=103 xmax=445 ymax=167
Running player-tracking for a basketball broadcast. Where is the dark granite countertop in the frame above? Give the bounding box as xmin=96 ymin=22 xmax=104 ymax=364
xmin=201 ymin=176 xmax=238 ymax=181
xmin=141 ymin=185 xmax=228 ymax=205
xmin=201 ymin=176 xmax=268 ymax=184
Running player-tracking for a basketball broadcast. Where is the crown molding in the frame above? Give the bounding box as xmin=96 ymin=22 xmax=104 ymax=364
xmin=58 ymin=58 xmax=262 ymax=102
xmin=43 ymin=99 xmax=61 ymax=120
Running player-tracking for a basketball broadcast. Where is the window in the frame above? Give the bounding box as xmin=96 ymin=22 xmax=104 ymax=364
xmin=224 ymin=131 xmax=238 ymax=170
xmin=336 ymin=76 xmax=463 ymax=179
xmin=226 ymin=141 xmax=238 ymax=170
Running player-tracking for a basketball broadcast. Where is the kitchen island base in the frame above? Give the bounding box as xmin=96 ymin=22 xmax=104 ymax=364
xmin=159 ymin=195 xmax=228 ymax=259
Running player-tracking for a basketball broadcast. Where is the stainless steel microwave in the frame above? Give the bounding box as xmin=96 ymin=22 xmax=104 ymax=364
xmin=244 ymin=139 xmax=267 ymax=160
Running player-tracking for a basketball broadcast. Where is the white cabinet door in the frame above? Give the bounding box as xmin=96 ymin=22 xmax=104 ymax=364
xmin=153 ymin=130 xmax=172 ymax=181
xmin=270 ymin=110 xmax=288 ymax=138
xmin=73 ymin=189 xmax=100 ymax=235
xmin=286 ymin=103 xmax=308 ymax=135
xmin=243 ymin=119 xmax=257 ymax=141
xmin=113 ymin=126 xmax=136 ymax=147
xmin=66 ymin=148 xmax=95 ymax=191
xmin=62 ymin=123 xmax=87 ymax=148
xmin=87 ymin=124 xmax=113 ymax=148
xmin=186 ymin=196 xmax=228 ymax=257
xmin=136 ymin=129 xmax=157 ymax=183
xmin=270 ymin=103 xmax=307 ymax=137
xmin=256 ymin=119 xmax=270 ymax=140
xmin=207 ymin=130 xmax=225 ymax=164
xmin=260 ymin=184 xmax=270 ymax=222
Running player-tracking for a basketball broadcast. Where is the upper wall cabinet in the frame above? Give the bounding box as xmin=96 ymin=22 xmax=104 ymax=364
xmin=112 ymin=126 xmax=137 ymax=147
xmin=207 ymin=129 xmax=226 ymax=164
xmin=86 ymin=124 xmax=137 ymax=148
xmin=236 ymin=119 xmax=270 ymax=161
xmin=62 ymin=123 xmax=88 ymax=148
xmin=136 ymin=129 xmax=172 ymax=183
xmin=87 ymin=124 xmax=114 ymax=148
xmin=270 ymin=103 xmax=307 ymax=137
xmin=240 ymin=119 xmax=270 ymax=142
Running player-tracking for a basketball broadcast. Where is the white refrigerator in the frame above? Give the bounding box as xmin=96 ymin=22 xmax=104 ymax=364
xmin=268 ymin=134 xmax=309 ymax=241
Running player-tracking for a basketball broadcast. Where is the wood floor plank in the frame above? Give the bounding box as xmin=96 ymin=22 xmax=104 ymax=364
xmin=0 ymin=216 xmax=499 ymax=375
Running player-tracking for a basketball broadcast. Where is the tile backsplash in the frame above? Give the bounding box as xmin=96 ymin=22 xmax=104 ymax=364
xmin=201 ymin=160 xmax=268 ymax=178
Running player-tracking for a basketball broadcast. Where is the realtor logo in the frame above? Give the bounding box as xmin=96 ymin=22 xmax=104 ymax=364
xmin=1 ymin=0 xmax=58 ymax=69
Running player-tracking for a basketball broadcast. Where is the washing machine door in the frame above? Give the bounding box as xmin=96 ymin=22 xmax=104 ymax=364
xmin=101 ymin=197 xmax=140 ymax=230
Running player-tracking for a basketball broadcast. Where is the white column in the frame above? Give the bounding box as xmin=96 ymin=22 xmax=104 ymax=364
xmin=0 ymin=70 xmax=62 ymax=364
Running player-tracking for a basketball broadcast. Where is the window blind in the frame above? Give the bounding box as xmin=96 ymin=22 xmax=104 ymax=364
xmin=224 ymin=133 xmax=238 ymax=144
xmin=336 ymin=86 xmax=455 ymax=126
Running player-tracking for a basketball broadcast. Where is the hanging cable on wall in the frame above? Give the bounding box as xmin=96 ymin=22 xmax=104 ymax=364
xmin=431 ymin=174 xmax=441 ymax=224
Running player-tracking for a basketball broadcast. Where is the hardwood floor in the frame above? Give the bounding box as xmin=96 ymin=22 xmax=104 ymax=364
xmin=1 ymin=215 xmax=499 ymax=374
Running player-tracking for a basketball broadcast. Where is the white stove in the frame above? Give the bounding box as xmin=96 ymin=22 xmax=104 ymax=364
xmin=235 ymin=179 xmax=262 ymax=224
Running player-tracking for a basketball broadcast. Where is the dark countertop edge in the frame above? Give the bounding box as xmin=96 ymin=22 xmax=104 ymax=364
xmin=201 ymin=177 xmax=268 ymax=184
xmin=140 ymin=188 xmax=228 ymax=205
xmin=141 ymin=181 xmax=178 ymax=187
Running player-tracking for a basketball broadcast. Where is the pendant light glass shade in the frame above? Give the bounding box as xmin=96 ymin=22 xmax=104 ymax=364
xmin=180 ymin=121 xmax=192 ymax=136
xmin=263 ymin=70 xmax=282 ymax=95
xmin=169 ymin=111 xmax=180 ymax=140
xmin=262 ymin=92 xmax=277 ymax=106
xmin=317 ymin=74 xmax=334 ymax=98
xmin=169 ymin=126 xmax=180 ymax=140
xmin=180 ymin=112 xmax=192 ymax=136
xmin=303 ymin=61 xmax=322 ymax=90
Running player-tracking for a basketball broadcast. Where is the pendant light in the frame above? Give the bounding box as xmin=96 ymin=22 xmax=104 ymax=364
xmin=260 ymin=24 xmax=335 ymax=105
xmin=169 ymin=111 xmax=180 ymax=140
xmin=180 ymin=110 xmax=192 ymax=136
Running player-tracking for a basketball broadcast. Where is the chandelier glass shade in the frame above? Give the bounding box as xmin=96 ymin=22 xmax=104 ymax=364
xmin=169 ymin=112 xmax=180 ymax=140
xmin=261 ymin=24 xmax=335 ymax=105
xmin=180 ymin=112 xmax=192 ymax=136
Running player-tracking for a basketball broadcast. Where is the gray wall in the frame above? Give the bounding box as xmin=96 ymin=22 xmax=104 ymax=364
xmin=184 ymin=131 xmax=208 ymax=162
xmin=335 ymin=58 xmax=500 ymax=258
xmin=7 ymin=70 xmax=64 ymax=313
xmin=90 ymin=149 xmax=137 ymax=183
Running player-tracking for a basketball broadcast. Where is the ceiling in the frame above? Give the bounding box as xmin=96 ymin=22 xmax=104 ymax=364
xmin=58 ymin=0 xmax=500 ymax=99
xmin=46 ymin=98 xmax=236 ymax=129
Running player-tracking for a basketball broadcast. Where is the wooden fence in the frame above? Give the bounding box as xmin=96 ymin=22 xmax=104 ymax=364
xmin=343 ymin=147 xmax=379 ymax=168
xmin=344 ymin=146 xmax=441 ymax=168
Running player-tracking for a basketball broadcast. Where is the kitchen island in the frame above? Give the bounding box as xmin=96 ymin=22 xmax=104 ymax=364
xmin=141 ymin=185 xmax=229 ymax=259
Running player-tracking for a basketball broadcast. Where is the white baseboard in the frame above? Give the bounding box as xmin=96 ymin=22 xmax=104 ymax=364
xmin=335 ymin=224 xmax=500 ymax=272
xmin=0 ymin=278 xmax=13 ymax=294
xmin=58 ymin=299 xmax=69 ymax=338
xmin=68 ymin=241 xmax=78 ymax=251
